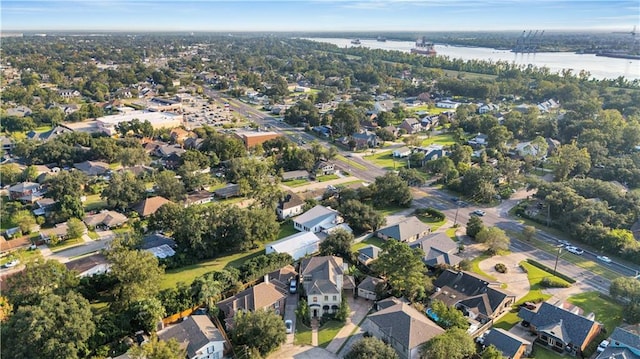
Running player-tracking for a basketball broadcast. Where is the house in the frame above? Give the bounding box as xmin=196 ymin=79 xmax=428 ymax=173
xmin=314 ymin=160 xmax=335 ymax=175
xmin=518 ymin=302 xmax=602 ymax=357
xmin=357 ymin=244 xmax=381 ymax=266
xmin=267 ymin=265 xmax=298 ymax=293
xmin=409 ymin=232 xmax=463 ymax=268
xmin=436 ymin=100 xmax=461 ymax=109
xmin=400 ymin=118 xmax=422 ymax=134
xmin=362 ymin=297 xmax=445 ymax=359
xmin=537 ymin=99 xmax=560 ymax=113
xmin=133 ymin=196 xmax=170 ymax=217
xmin=265 ymin=231 xmax=321 ymax=260
xmin=376 ymin=216 xmax=430 ymax=243
xmin=140 ymin=233 xmax=176 ymax=259
xmin=393 ymin=147 xmax=412 ymax=158
xmin=26 ymin=125 xmax=74 ymax=142
xmin=213 ymin=183 xmax=241 ymax=199
xmin=478 ymin=103 xmax=500 ymax=114
xmin=65 ymin=253 xmax=111 ymax=278
xmin=73 ymin=161 xmax=110 ymax=176
xmin=372 ymin=100 xmax=395 ymax=114
xmin=184 ymin=190 xmax=214 ymax=207
xmin=468 ymin=133 xmax=489 ymax=148
xmin=234 ymin=130 xmax=281 ymax=149
xmin=83 ymin=210 xmax=128 ymax=229
xmin=40 ymin=221 xmax=86 ymax=242
xmin=58 ymin=89 xmax=81 ymax=98
xmin=596 ymin=326 xmax=640 ymax=359
xmin=292 ymin=205 xmax=342 ymax=233
xmin=420 ymin=115 xmax=440 ymax=131
xmin=6 ymin=105 xmax=32 ymax=117
xmin=352 ymin=131 xmax=380 ymax=149
xmin=32 ymin=198 xmax=57 ymax=216
xmin=419 ymin=144 xmax=447 ymax=163
xmin=282 ymin=170 xmax=309 ymax=182
xmin=357 ymin=275 xmax=384 ymax=301
xmin=217 ymin=278 xmax=288 ymax=329
xmin=157 ymin=315 xmax=226 ymax=359
xmin=115 ymin=165 xmax=155 ymax=178
xmin=276 ymin=192 xmax=305 ymax=220
xmin=312 ymin=126 xmax=332 ymax=138
xmin=1 ymin=136 xmax=15 ymax=153
xmin=300 ymin=256 xmax=350 ymax=318
xmin=0 ymin=235 xmax=32 ymax=253
xmin=431 ymin=270 xmax=515 ymax=324
xmin=478 ymin=328 xmax=531 ymax=359
xmin=170 ymin=128 xmax=191 ymax=144
xmin=8 ymin=182 xmax=41 ymax=200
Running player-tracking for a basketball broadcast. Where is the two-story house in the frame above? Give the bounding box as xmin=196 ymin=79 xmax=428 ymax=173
xmin=276 ymin=192 xmax=305 ymax=220
xmin=157 ymin=315 xmax=227 ymax=359
xmin=299 ymin=256 xmax=348 ymax=318
xmin=400 ymin=118 xmax=422 ymax=134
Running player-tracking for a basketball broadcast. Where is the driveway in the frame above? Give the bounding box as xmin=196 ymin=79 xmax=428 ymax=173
xmin=324 ymin=296 xmax=373 ymax=354
xmin=477 ymin=252 xmax=531 ymax=301
xmin=267 ymin=345 xmax=338 ymax=359
xmin=285 ymin=293 xmax=298 ymax=344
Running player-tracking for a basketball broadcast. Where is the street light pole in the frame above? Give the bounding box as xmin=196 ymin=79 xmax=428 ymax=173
xmin=553 ymin=247 xmax=562 ymax=277
xmin=453 ymin=202 xmax=460 ymax=226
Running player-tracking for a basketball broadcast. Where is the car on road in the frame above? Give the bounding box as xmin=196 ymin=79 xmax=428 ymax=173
xmin=3 ymin=259 xmax=20 ymax=268
xmin=558 ymin=240 xmax=571 ymax=247
xmin=450 ymin=197 xmax=460 ymax=202
xmin=597 ymin=255 xmax=612 ymax=263
xmin=471 ymin=209 xmax=486 ymax=216
xmin=289 ymin=280 xmax=297 ymax=294
xmin=566 ymin=246 xmax=584 ymax=255
xmin=285 ymin=319 xmax=293 ymax=334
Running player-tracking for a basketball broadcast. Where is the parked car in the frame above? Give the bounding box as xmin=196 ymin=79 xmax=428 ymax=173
xmin=519 ymin=302 xmax=537 ymax=310
xmin=597 ymin=340 xmax=610 ymax=353
xmin=472 ymin=209 xmax=486 ymax=216
xmin=285 ymin=319 xmax=293 ymax=334
xmin=566 ymin=246 xmax=584 ymax=255
xmin=597 ymin=255 xmax=612 ymax=263
xmin=289 ymin=280 xmax=297 ymax=294
xmin=3 ymin=259 xmax=20 ymax=268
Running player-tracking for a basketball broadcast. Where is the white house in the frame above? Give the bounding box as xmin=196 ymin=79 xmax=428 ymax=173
xmin=157 ymin=315 xmax=226 ymax=359
xmin=276 ymin=192 xmax=305 ymax=220
xmin=265 ymin=232 xmax=321 ymax=260
xmin=393 ymin=147 xmax=412 ymax=158
xmin=293 ymin=205 xmax=342 ymax=233
xmin=436 ymin=100 xmax=461 ymax=109
xmin=299 ymin=256 xmax=346 ymax=318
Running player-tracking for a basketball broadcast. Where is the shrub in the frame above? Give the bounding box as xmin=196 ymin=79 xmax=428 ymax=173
xmin=495 ymin=263 xmax=508 ymax=273
xmin=541 ymin=277 xmax=570 ymax=288
xmin=414 ymin=207 xmax=446 ymax=221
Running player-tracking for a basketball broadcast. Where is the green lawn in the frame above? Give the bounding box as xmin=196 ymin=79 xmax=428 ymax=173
xmin=87 ymin=231 xmax=100 ymax=240
xmin=363 ymin=151 xmax=407 ymax=171
xmin=469 ymin=254 xmax=497 ymax=281
xmin=49 ymin=237 xmax=85 ymax=252
xmin=335 ymin=155 xmax=367 ymax=170
xmin=528 ymin=347 xmax=565 ymax=359
xmin=159 ymin=245 xmax=265 ymax=290
xmin=445 ymin=227 xmax=458 ymax=240
xmin=318 ymin=320 xmax=344 ymax=348
xmin=420 ymin=133 xmax=456 ymax=147
xmin=352 ymin=236 xmax=386 ymax=251
xmin=407 ymin=105 xmax=452 ymax=114
xmin=0 ymin=248 xmax=42 ymax=265
xmin=376 ymin=204 xmax=408 ymax=217
xmin=317 ymin=174 xmax=340 ymax=182
xmin=493 ymin=261 xmax=571 ymax=330
xmin=282 ymin=179 xmax=310 ymax=187
xmin=415 ymin=212 xmax=447 ymax=232
xmin=277 ymin=222 xmax=298 ymax=239
xmin=83 ymin=194 xmax=108 ymax=212
xmin=568 ymin=292 xmax=623 ymax=333
xmin=294 ymin=318 xmax=313 ymax=346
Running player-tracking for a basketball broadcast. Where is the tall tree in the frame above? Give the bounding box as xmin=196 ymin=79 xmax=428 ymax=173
xmin=339 ymin=199 xmax=386 ymax=233
xmin=46 ymin=169 xmax=87 ymax=201
xmin=319 ymin=228 xmax=355 ymax=259
xmin=373 ymin=240 xmax=430 ymax=301
xmin=128 ymin=335 xmax=185 ymax=359
xmin=232 ymin=310 xmax=287 ymax=356
xmin=476 ymin=227 xmax=510 ymax=254
xmin=551 ymin=143 xmax=591 ymax=181
xmin=66 ymin=217 xmax=86 ymax=239
xmin=101 ymin=171 xmax=146 ymax=210
xmin=154 ymin=170 xmax=186 ymax=202
xmin=118 ymin=147 xmax=150 ymax=167
xmin=2 ymin=292 xmax=95 ymax=359
xmin=429 ymin=300 xmax=468 ymax=330
xmin=371 ymin=173 xmax=413 ymax=208
xmin=345 ymin=337 xmax=399 ymax=359
xmin=419 ymin=328 xmax=476 ymax=359
xmin=5 ymin=259 xmax=79 ymax=308
xmin=466 ymin=216 xmax=484 ymax=238
xmin=11 ymin=209 xmax=36 ymax=234
xmin=106 ymin=245 xmax=164 ymax=308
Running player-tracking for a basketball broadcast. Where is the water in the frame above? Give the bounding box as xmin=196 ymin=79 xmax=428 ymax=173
xmin=304 ymin=38 xmax=640 ymax=81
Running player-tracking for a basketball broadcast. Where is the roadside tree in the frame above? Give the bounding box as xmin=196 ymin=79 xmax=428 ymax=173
xmin=232 ymin=310 xmax=287 ymax=356
xmin=476 ymin=227 xmax=510 ymax=254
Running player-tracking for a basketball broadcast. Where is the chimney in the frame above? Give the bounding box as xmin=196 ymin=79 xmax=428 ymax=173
xmin=264 ymin=274 xmax=269 ymax=285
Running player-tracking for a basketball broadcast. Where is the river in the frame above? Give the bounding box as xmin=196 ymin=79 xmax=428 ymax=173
xmin=304 ymin=38 xmax=640 ymax=81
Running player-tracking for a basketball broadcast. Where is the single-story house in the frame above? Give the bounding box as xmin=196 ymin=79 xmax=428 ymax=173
xmin=293 ymin=205 xmax=342 ymax=233
xmin=436 ymin=100 xmax=461 ymax=109
xmin=157 ymin=315 xmax=227 ymax=359
xmin=518 ymin=302 xmax=602 ymax=357
xmin=40 ymin=221 xmax=87 ymax=242
xmin=184 ymin=190 xmax=214 ymax=207
xmin=141 ymin=233 xmax=176 ymax=259
xmin=479 ymin=328 xmax=531 ymax=359
xmin=376 ymin=216 xmax=430 ymax=243
xmin=357 ymin=275 xmax=384 ymax=301
xmin=314 ymin=160 xmax=335 ymax=175
xmin=83 ymin=210 xmax=128 ymax=229
xmin=73 ymin=161 xmax=110 ymax=176
xmin=409 ymin=232 xmax=463 ymax=268
xmin=400 ymin=118 xmax=422 ymax=134
xmin=213 ymin=183 xmax=241 ymax=199
xmin=282 ymin=170 xmax=309 ymax=182
xmin=65 ymin=253 xmax=111 ymax=278
xmin=276 ymin=192 xmax=305 ymax=220
xmin=133 ymin=196 xmax=171 ymax=217
xmin=357 ymin=245 xmax=381 ymax=266
xmin=265 ymin=231 xmax=321 ymax=260
xmin=393 ymin=147 xmax=412 ymax=158
xmin=597 ymin=326 xmax=640 ymax=359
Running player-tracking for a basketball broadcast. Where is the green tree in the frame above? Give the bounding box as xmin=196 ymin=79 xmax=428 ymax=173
xmin=373 ymin=240 xmax=430 ymax=301
xmin=101 ymin=171 xmax=146 ymax=210
xmin=399 ymin=167 xmax=426 ymax=186
xmin=128 ymin=335 xmax=186 ymax=359
xmin=2 ymin=292 xmax=95 ymax=359
xmin=331 ymin=103 xmax=361 ymax=136
xmin=522 ymin=225 xmax=536 ymax=241
xmin=232 ymin=310 xmax=287 ymax=356
xmin=66 ymin=217 xmax=85 ymax=239
xmin=118 ymin=147 xmax=150 ymax=167
xmin=339 ymin=199 xmax=386 ymax=233
xmin=46 ymin=169 xmax=87 ymax=201
xmin=5 ymin=259 xmax=79 ymax=308
xmin=481 ymin=345 xmax=506 ymax=359
xmin=466 ymin=216 xmax=484 ymax=238
xmin=430 ymin=300 xmax=468 ymax=330
xmin=320 ymin=228 xmax=355 ymax=260
xmin=345 ymin=337 xmax=399 ymax=359
xmin=476 ymin=227 xmax=510 ymax=254
xmin=11 ymin=210 xmax=36 ymax=234
xmin=107 ymin=245 xmax=164 ymax=308
xmin=419 ymin=328 xmax=476 ymax=359
xmin=154 ymin=170 xmax=186 ymax=202
xmin=551 ymin=143 xmax=591 ymax=182
xmin=190 ymin=273 xmax=224 ymax=309
xmin=128 ymin=297 xmax=166 ymax=333
xmin=21 ymin=165 xmax=38 ymax=182
xmin=0 ymin=163 xmax=22 ymax=185
xmin=371 ymin=173 xmax=413 ymax=208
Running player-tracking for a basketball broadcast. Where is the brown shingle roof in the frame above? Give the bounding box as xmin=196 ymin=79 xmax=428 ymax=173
xmin=133 ymin=196 xmax=170 ymax=217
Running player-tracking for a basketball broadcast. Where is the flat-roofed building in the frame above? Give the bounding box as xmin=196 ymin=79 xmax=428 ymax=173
xmin=95 ymin=111 xmax=183 ymax=135
xmin=234 ymin=130 xmax=281 ymax=148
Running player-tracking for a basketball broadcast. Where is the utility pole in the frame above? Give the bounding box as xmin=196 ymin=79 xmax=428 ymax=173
xmin=553 ymin=247 xmax=562 ymax=278
xmin=453 ymin=201 xmax=460 ymax=226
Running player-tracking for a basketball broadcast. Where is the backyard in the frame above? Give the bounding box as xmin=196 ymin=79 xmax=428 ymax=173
xmin=351 ymin=235 xmax=386 ymax=251
xmin=420 ymin=132 xmax=456 ymax=147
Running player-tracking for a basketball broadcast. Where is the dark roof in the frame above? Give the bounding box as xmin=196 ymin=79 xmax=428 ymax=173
xmin=432 ymin=270 xmax=513 ymax=318
xmin=611 ymin=327 xmax=640 ymax=351
xmin=213 ymin=184 xmax=241 ymax=199
xmin=410 ymin=232 xmax=462 ymax=267
xmin=278 ymin=192 xmax=305 ymax=211
xmin=518 ymin=302 xmax=600 ymax=348
xmin=482 ymin=328 xmax=530 ymax=359
xmin=300 ymin=256 xmax=344 ymax=296
xmin=358 ymin=275 xmax=383 ymax=293
xmin=217 ymin=282 xmax=287 ymax=320
xmin=376 ymin=216 xmax=430 ymax=242
xmin=157 ymin=315 xmax=225 ymax=358
xmin=133 ymin=196 xmax=171 ymax=217
xmin=597 ymin=347 xmax=640 ymax=359
xmin=64 ymin=253 xmax=109 ymax=275
xmin=141 ymin=233 xmax=176 ymax=250
xmin=357 ymin=245 xmax=381 ymax=264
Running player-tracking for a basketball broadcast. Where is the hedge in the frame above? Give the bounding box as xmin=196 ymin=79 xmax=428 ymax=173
xmin=541 ymin=277 xmax=571 ymax=288
xmin=415 ymin=207 xmax=446 ymax=221
xmin=525 ymin=259 xmax=576 ymax=284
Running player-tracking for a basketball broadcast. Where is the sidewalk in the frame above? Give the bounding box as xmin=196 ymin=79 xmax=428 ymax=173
xmin=324 ymin=297 xmax=372 ymax=354
xmin=311 ymin=318 xmax=319 ymax=346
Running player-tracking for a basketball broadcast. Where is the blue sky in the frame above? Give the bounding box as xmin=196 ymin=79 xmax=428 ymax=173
xmin=2 ymin=0 xmax=639 ymax=32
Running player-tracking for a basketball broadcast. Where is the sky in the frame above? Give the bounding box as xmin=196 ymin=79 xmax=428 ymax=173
xmin=2 ymin=0 xmax=639 ymax=32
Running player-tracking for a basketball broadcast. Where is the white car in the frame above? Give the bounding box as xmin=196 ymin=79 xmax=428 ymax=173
xmin=597 ymin=255 xmax=612 ymax=263
xmin=285 ymin=320 xmax=293 ymax=334
xmin=566 ymin=246 xmax=584 ymax=255
xmin=472 ymin=209 xmax=486 ymax=216
xmin=3 ymin=259 xmax=20 ymax=268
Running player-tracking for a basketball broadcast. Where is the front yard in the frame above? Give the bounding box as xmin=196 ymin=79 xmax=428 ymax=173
xmin=363 ymin=151 xmax=407 ymax=171
xmin=318 ymin=320 xmax=344 ymax=348
xmin=420 ymin=132 xmax=456 ymax=147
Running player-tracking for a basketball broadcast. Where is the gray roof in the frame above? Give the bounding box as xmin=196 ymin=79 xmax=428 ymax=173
xmin=377 ymin=216 xmax=429 ymax=242
xmin=278 ymin=192 xmax=305 ymax=211
xmin=482 ymin=328 xmax=530 ymax=358
xmin=300 ymin=256 xmax=344 ymax=295
xmin=366 ymin=300 xmax=444 ymax=350
xmin=141 ymin=233 xmax=176 ymax=250
xmin=8 ymin=182 xmax=40 ymax=193
xmin=282 ymin=170 xmax=309 ymax=181
xmin=213 ymin=183 xmax=241 ymax=198
xmin=597 ymin=347 xmax=640 ymax=359
xmin=358 ymin=275 xmax=383 ymax=293
xmin=74 ymin=161 xmax=110 ymax=176
xmin=410 ymin=232 xmax=462 ymax=267
xmin=157 ymin=315 xmax=225 ymax=358
xmin=357 ymin=245 xmax=381 ymax=264
xmin=518 ymin=302 xmax=600 ymax=348
xmin=293 ymin=205 xmax=339 ymax=229
xmin=610 ymin=327 xmax=640 ymax=351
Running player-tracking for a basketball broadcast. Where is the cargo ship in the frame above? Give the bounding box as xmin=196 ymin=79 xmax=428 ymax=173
xmin=350 ymin=39 xmax=361 ymax=45
xmin=376 ymin=36 xmax=387 ymax=42
xmin=411 ymin=36 xmax=437 ymax=56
